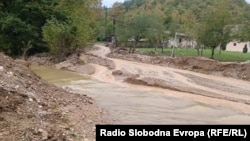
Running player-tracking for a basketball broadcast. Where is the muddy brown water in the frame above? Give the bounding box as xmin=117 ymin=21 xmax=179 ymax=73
xmin=31 ymin=65 xmax=250 ymax=124
xmin=30 ymin=65 xmax=90 ymax=85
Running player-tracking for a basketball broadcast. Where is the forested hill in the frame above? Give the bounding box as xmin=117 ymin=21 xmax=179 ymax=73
xmin=109 ymin=0 xmax=250 ymax=29
xmin=114 ymin=0 xmax=250 ymax=20
xmin=1 ymin=0 xmax=250 ymax=59
xmin=102 ymin=0 xmax=250 ymax=58
xmin=0 ymin=0 xmax=102 ymax=60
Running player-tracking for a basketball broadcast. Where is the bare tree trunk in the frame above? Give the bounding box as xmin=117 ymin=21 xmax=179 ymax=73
xmin=155 ymin=41 xmax=157 ymax=52
xmin=196 ymin=43 xmax=201 ymax=56
xmin=22 ymin=47 xmax=32 ymax=60
xmin=129 ymin=41 xmax=133 ymax=53
xmin=197 ymin=48 xmax=200 ymax=56
xmin=161 ymin=41 xmax=164 ymax=54
xmin=201 ymin=45 xmax=204 ymax=56
xmin=171 ymin=46 xmax=175 ymax=57
xmin=21 ymin=41 xmax=32 ymax=60
xmin=132 ymin=41 xmax=137 ymax=54
xmin=219 ymin=44 xmax=222 ymax=55
xmin=211 ymin=47 xmax=215 ymax=59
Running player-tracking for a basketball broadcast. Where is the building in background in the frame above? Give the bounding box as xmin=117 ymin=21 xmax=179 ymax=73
xmin=226 ymin=41 xmax=250 ymax=53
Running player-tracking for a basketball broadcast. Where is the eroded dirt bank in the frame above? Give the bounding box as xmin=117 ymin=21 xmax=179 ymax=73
xmin=108 ymin=47 xmax=250 ymax=81
xmin=86 ymin=44 xmax=250 ymax=114
xmin=32 ymin=44 xmax=250 ymax=113
xmin=0 ymin=52 xmax=109 ymax=140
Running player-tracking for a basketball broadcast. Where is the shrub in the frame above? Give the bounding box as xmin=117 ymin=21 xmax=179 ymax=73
xmin=221 ymin=42 xmax=227 ymax=51
xmin=243 ymin=44 xmax=248 ymax=53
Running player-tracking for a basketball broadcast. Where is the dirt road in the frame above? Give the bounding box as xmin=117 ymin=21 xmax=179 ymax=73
xmin=32 ymin=44 xmax=250 ymax=124
xmin=87 ymin=44 xmax=250 ymax=114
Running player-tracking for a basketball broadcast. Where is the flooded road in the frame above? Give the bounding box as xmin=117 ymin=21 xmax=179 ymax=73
xmin=67 ymin=80 xmax=250 ymax=124
xmin=31 ymin=64 xmax=250 ymax=124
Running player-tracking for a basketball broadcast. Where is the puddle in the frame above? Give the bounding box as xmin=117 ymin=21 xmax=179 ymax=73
xmin=30 ymin=65 xmax=89 ymax=85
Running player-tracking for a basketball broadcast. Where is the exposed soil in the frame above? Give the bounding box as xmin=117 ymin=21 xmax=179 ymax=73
xmin=0 ymin=52 xmax=110 ymax=140
xmin=124 ymin=76 xmax=250 ymax=105
xmin=29 ymin=50 xmax=116 ymax=75
xmin=10 ymin=43 xmax=249 ymax=139
xmin=27 ymin=45 xmax=250 ymax=109
xmin=55 ymin=54 xmax=96 ymax=75
xmin=2 ymin=43 xmax=249 ymax=140
xmin=85 ymin=44 xmax=250 ymax=115
xmin=108 ymin=46 xmax=250 ymax=81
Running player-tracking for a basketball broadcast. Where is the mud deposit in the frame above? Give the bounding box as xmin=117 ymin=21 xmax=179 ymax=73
xmin=31 ymin=44 xmax=250 ymax=124
xmin=0 ymin=53 xmax=109 ymax=140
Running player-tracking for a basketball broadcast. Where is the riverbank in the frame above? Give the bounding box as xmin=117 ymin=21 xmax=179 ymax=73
xmin=0 ymin=52 xmax=110 ymax=140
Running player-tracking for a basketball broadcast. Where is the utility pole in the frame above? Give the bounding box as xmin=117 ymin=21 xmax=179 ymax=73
xmin=171 ymin=32 xmax=178 ymax=57
xmin=105 ymin=6 xmax=108 ymax=43
xmin=113 ymin=18 xmax=117 ymax=47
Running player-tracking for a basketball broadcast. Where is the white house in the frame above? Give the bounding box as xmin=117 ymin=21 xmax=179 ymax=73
xmin=226 ymin=41 xmax=250 ymax=53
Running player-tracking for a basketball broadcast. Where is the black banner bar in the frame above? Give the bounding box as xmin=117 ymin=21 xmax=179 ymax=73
xmin=96 ymin=125 xmax=250 ymax=141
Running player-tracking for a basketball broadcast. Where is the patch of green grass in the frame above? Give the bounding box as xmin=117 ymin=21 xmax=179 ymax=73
xmin=137 ymin=47 xmax=250 ymax=62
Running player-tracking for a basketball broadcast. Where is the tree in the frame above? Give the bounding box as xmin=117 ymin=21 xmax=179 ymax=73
xmin=238 ymin=19 xmax=250 ymax=42
xmin=0 ymin=0 xmax=100 ymax=58
xmin=110 ymin=2 xmax=126 ymax=19
xmin=180 ymin=9 xmax=197 ymax=45
xmin=0 ymin=2 xmax=3 ymax=10
xmin=0 ymin=15 xmax=34 ymax=56
xmin=21 ymin=41 xmax=33 ymax=60
xmin=147 ymin=14 xmax=169 ymax=53
xmin=0 ymin=0 xmax=61 ymax=56
xmin=117 ymin=13 xmax=151 ymax=53
xmin=42 ymin=0 xmax=101 ymax=61
xmin=42 ymin=17 xmax=74 ymax=62
xmin=124 ymin=0 xmax=133 ymax=12
xmin=56 ymin=0 xmax=100 ymax=47
xmin=197 ymin=1 xmax=231 ymax=59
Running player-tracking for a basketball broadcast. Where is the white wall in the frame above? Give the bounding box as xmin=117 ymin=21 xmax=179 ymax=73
xmin=226 ymin=41 xmax=250 ymax=53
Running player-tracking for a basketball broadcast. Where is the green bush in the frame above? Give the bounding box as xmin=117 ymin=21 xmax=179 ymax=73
xmin=243 ymin=44 xmax=248 ymax=53
xmin=221 ymin=42 xmax=227 ymax=51
xmin=0 ymin=15 xmax=34 ymax=56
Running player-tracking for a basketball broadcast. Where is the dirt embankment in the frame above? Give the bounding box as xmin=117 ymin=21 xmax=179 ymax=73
xmin=112 ymin=69 xmax=250 ymax=105
xmin=29 ymin=52 xmax=115 ymax=76
xmin=0 ymin=52 xmax=109 ymax=140
xmin=108 ymin=47 xmax=250 ymax=81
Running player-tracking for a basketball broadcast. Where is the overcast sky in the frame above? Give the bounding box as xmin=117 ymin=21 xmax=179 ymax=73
xmin=246 ymin=0 xmax=250 ymax=4
xmin=102 ymin=0 xmax=125 ymax=8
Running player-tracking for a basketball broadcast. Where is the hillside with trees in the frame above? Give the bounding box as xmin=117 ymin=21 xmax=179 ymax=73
xmin=1 ymin=0 xmax=250 ymax=60
xmin=100 ymin=0 xmax=250 ymax=58
xmin=0 ymin=0 xmax=102 ymax=61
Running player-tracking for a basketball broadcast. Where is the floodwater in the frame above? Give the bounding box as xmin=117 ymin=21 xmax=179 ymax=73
xmin=30 ymin=65 xmax=90 ymax=85
xmin=31 ymin=65 xmax=250 ymax=124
